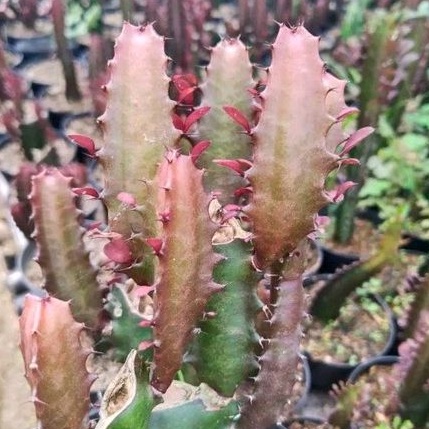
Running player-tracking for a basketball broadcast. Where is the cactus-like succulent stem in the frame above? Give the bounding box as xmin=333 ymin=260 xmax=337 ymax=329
xmin=246 ymin=25 xmax=352 ymax=269
xmin=98 ymin=23 xmax=181 ymax=285
xmin=31 ymin=168 xmax=103 ymax=329
xmin=151 ymin=153 xmax=222 ymax=393
xmin=238 ymin=246 xmax=306 ymax=428
xmin=193 ymin=222 xmax=261 ymax=396
xmin=197 ymin=38 xmax=254 ymax=202
xmin=19 ymin=295 xmax=94 ymax=429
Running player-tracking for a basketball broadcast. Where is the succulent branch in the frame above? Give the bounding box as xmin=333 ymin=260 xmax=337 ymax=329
xmin=197 ymin=38 xmax=254 ymax=202
xmin=191 ymin=209 xmax=261 ymax=397
xmin=98 ymin=22 xmax=181 ymax=285
xmin=12 ymin=162 xmax=86 ymax=239
xmin=334 ymin=9 xmax=406 ymax=244
xmin=119 ymin=0 xmax=134 ymax=21
xmin=245 ymin=25 xmax=365 ymax=269
xmin=151 ymin=152 xmax=222 ymax=393
xmin=19 ymin=295 xmax=94 ymax=429
xmin=30 ymin=168 xmax=103 ymax=329
xmin=238 ymin=245 xmax=306 ymax=428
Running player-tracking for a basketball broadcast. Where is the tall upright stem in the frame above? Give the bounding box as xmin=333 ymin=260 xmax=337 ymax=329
xmin=52 ymin=0 xmax=82 ymax=101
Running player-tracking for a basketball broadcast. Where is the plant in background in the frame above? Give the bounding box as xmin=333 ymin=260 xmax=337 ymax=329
xmin=4 ymin=0 xmax=39 ymax=29
xmin=329 ymin=278 xmax=429 ymax=428
xmin=52 ymin=0 xmax=81 ymax=101
xmin=332 ymin=6 xmax=421 ymax=244
xmin=359 ymin=99 xmax=429 ymax=238
xmin=65 ymin=0 xmax=103 ymax=39
xmin=16 ymin=21 xmax=372 ymax=429
xmin=310 ymin=215 xmax=403 ymax=323
xmin=145 ymin=0 xmax=212 ymax=72
xmin=64 ymin=0 xmax=112 ymax=115
xmin=0 ymin=41 xmax=60 ymax=161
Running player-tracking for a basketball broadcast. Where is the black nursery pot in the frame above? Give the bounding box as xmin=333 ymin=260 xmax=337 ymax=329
xmin=347 ymin=355 xmax=399 ymax=384
xmin=305 ymin=294 xmax=398 ymax=391
xmin=400 ymin=233 xmax=429 ymax=254
xmin=305 ymin=355 xmax=356 ymax=392
xmin=317 ymin=246 xmax=359 ymax=275
xmin=6 ymin=34 xmax=55 ymax=58
xmin=6 ymin=240 xmax=45 ymax=315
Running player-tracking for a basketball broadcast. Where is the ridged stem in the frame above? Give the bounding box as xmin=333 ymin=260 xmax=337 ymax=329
xmin=198 ymin=38 xmax=253 ymax=202
xmin=98 ymin=23 xmax=180 ymax=285
xmin=30 ymin=169 xmax=102 ymax=329
xmin=19 ymin=295 xmax=94 ymax=429
xmin=152 ymin=153 xmax=221 ymax=393
xmin=238 ymin=246 xmax=306 ymax=428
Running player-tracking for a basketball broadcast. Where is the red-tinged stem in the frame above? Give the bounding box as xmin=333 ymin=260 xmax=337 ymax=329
xmin=52 ymin=0 xmax=82 ymax=101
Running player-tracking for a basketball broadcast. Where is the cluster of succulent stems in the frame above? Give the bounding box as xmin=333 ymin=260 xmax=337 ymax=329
xmin=17 ymin=20 xmax=376 ymax=429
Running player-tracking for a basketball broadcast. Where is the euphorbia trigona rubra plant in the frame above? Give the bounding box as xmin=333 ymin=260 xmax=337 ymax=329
xmin=18 ymin=21 xmax=372 ymax=429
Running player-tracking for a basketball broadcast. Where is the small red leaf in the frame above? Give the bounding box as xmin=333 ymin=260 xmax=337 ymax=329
xmin=247 ymin=88 xmax=259 ymax=96
xmin=223 ymin=204 xmax=242 ymax=212
xmin=87 ymin=221 xmax=103 ymax=230
xmin=315 ymin=215 xmax=330 ymax=229
xmin=177 ymin=87 xmax=196 ymax=104
xmin=117 ymin=192 xmax=136 ymax=207
xmin=146 ymin=238 xmax=164 ymax=255
xmin=139 ymin=319 xmax=152 ymax=327
xmin=172 ymin=73 xmax=197 ymax=88
xmin=191 ymin=140 xmax=211 ymax=163
xmin=234 ymin=186 xmax=253 ymax=197
xmin=68 ymin=134 xmax=96 ymax=157
xmin=135 ymin=285 xmax=155 ymax=297
xmin=223 ymin=106 xmax=251 ymax=133
xmin=338 ymin=158 xmax=360 ymax=167
xmin=220 ymin=204 xmax=242 ymax=222
xmin=172 ymin=74 xmax=198 ymax=105
xmin=138 ymin=341 xmax=154 ymax=351
xmin=214 ymin=158 xmax=252 ymax=176
xmin=172 ymin=113 xmax=185 ymax=131
xmin=339 ymin=127 xmax=374 ymax=156
xmin=328 ymin=181 xmax=357 ymax=203
xmin=72 ymin=187 xmax=100 ymax=199
xmin=222 ymin=210 xmax=240 ymax=222
xmin=183 ymin=106 xmax=210 ymax=133
xmin=104 ymin=238 xmax=133 ymax=264
xmin=336 ymin=106 xmax=359 ymax=121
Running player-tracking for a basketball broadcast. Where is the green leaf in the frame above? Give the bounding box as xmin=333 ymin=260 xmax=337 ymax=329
xmin=378 ymin=114 xmax=395 ymax=139
xmin=341 ymin=0 xmax=371 ymax=39
xmin=96 ymin=351 xmax=159 ymax=429
xmin=400 ymin=133 xmax=428 ymax=153
xmin=360 ymin=178 xmax=391 ymax=197
xmin=106 ymin=286 xmax=152 ymax=361
xmin=149 ymin=399 xmax=239 ymax=429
